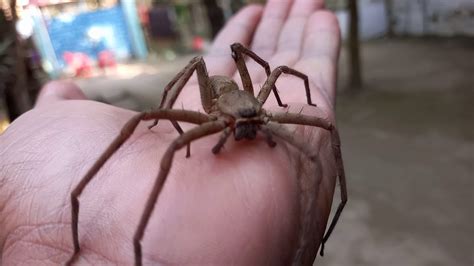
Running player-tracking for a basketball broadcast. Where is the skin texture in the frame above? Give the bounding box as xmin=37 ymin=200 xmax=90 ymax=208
xmin=0 ymin=0 xmax=341 ymax=265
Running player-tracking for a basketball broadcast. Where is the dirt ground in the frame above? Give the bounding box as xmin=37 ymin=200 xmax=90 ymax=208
xmin=76 ymin=38 xmax=473 ymax=266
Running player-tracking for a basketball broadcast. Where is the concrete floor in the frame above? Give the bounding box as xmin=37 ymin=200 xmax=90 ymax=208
xmin=319 ymin=38 xmax=473 ymax=266
xmin=77 ymin=38 xmax=474 ymax=266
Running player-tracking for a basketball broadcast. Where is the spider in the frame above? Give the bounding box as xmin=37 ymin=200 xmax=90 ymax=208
xmin=67 ymin=43 xmax=347 ymax=266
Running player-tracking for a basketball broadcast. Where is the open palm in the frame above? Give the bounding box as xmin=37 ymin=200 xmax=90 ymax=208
xmin=0 ymin=0 xmax=341 ymax=265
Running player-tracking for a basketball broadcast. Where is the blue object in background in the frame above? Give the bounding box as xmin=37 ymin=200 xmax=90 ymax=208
xmin=121 ymin=0 xmax=148 ymax=60
xmin=47 ymin=6 xmax=133 ymax=67
xmin=28 ymin=7 xmax=61 ymax=78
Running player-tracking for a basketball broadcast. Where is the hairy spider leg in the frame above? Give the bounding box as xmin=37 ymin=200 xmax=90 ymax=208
xmin=269 ymin=112 xmax=347 ymax=257
xmin=260 ymin=123 xmax=316 ymax=160
xmin=148 ymin=61 xmax=191 ymax=156
xmin=257 ymin=66 xmax=317 ymax=107
xmin=162 ymin=56 xmax=213 ymax=112
xmin=261 ymin=122 xmax=322 ymax=265
xmin=260 ymin=126 xmax=277 ymax=148
xmin=149 ymin=56 xmax=213 ymax=157
xmin=230 ymin=43 xmax=287 ymax=107
xmin=260 ymin=122 xmax=320 ymax=264
xmin=211 ymin=127 xmax=232 ymax=154
xmin=133 ymin=120 xmax=227 ymax=266
xmin=320 ymin=127 xmax=347 ymax=256
xmin=67 ymin=110 xmax=211 ymax=266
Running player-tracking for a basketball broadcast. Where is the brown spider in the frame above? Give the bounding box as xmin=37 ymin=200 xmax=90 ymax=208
xmin=67 ymin=43 xmax=347 ymax=266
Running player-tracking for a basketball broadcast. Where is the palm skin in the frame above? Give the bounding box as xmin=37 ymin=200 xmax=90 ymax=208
xmin=0 ymin=0 xmax=341 ymax=265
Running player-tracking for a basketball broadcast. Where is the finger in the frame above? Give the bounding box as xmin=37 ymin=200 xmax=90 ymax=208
xmin=268 ymin=0 xmax=324 ymax=78
xmin=250 ymin=0 xmax=293 ymax=58
xmin=276 ymin=0 xmax=324 ymax=56
xmin=205 ymin=4 xmax=263 ymax=76
xmin=35 ymin=81 xmax=87 ymax=107
xmin=241 ymin=0 xmax=293 ymax=85
xmin=297 ymin=10 xmax=341 ymax=107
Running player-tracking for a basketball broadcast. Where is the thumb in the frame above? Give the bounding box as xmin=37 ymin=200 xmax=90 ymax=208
xmin=35 ymin=81 xmax=87 ymax=107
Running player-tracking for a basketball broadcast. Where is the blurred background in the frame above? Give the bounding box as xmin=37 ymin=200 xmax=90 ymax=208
xmin=0 ymin=0 xmax=472 ymax=265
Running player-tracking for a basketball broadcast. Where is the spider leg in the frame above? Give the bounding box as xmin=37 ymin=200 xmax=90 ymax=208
xmin=149 ymin=56 xmax=213 ymax=157
xmin=269 ymin=112 xmax=347 ymax=257
xmin=133 ymin=119 xmax=227 ymax=266
xmin=260 ymin=123 xmax=316 ymax=160
xmin=147 ymin=59 xmax=193 ymax=129
xmin=212 ymin=127 xmax=232 ymax=154
xmin=260 ymin=126 xmax=277 ymax=148
xmin=320 ymin=127 xmax=347 ymax=256
xmin=170 ymin=120 xmax=191 ymax=158
xmin=230 ymin=43 xmax=287 ymax=107
xmin=260 ymin=122 xmax=322 ymax=264
xmin=257 ymin=66 xmax=317 ymax=107
xmin=67 ymin=109 xmax=211 ymax=266
xmin=150 ymin=56 xmax=213 ymax=119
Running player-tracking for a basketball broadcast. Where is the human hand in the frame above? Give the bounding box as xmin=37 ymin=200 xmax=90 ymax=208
xmin=0 ymin=0 xmax=341 ymax=265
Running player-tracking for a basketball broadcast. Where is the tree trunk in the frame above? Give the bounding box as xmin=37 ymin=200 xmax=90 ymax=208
xmin=385 ymin=0 xmax=394 ymax=37
xmin=4 ymin=0 xmax=32 ymax=121
xmin=348 ymin=0 xmax=362 ymax=90
xmin=202 ymin=0 xmax=225 ymax=38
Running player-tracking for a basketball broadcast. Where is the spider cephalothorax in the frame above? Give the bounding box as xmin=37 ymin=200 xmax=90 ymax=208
xmin=67 ymin=43 xmax=347 ymax=266
xmin=212 ymin=76 xmax=265 ymax=141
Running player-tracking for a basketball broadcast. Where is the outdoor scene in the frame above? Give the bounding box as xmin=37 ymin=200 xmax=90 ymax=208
xmin=0 ymin=0 xmax=472 ymax=265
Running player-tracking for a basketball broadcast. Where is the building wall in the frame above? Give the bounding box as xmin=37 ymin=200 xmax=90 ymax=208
xmin=47 ymin=6 xmax=132 ymax=66
xmin=392 ymin=0 xmax=474 ymax=36
xmin=336 ymin=0 xmax=474 ymax=39
xmin=336 ymin=0 xmax=388 ymax=40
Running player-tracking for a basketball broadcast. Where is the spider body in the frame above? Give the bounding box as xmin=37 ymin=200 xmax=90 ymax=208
xmin=211 ymin=75 xmax=263 ymax=141
xmin=67 ymin=43 xmax=347 ymax=266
